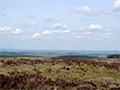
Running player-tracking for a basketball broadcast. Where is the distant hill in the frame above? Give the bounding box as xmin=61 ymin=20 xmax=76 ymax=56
xmin=107 ymin=54 xmax=120 ymax=58
xmin=0 ymin=49 xmax=120 ymax=54
xmin=0 ymin=50 xmax=120 ymax=59
xmin=0 ymin=51 xmax=29 ymax=56
xmin=52 ymin=55 xmax=100 ymax=59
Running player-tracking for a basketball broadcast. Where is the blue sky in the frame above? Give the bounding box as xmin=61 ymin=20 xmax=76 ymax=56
xmin=0 ymin=0 xmax=120 ymax=50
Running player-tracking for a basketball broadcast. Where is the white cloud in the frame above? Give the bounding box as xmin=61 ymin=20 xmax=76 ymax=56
xmin=94 ymin=38 xmax=103 ymax=41
xmin=72 ymin=28 xmax=84 ymax=31
xmin=22 ymin=22 xmax=38 ymax=27
xmin=112 ymin=0 xmax=120 ymax=11
xmin=42 ymin=31 xmax=52 ymax=35
xmin=94 ymin=38 xmax=99 ymax=40
xmin=75 ymin=36 xmax=80 ymax=38
xmin=42 ymin=30 xmax=70 ymax=35
xmin=29 ymin=22 xmax=38 ymax=26
xmin=32 ymin=33 xmax=41 ymax=38
xmin=105 ymin=33 xmax=111 ymax=36
xmin=63 ymin=30 xmax=70 ymax=33
xmin=51 ymin=24 xmax=68 ymax=29
xmin=54 ymin=30 xmax=70 ymax=33
xmin=0 ymin=26 xmax=12 ymax=31
xmin=73 ymin=6 xmax=90 ymax=13
xmin=72 ymin=24 xmax=103 ymax=31
xmin=45 ymin=23 xmax=68 ymax=29
xmin=102 ymin=0 xmax=120 ymax=14
xmin=112 ymin=36 xmax=118 ymax=38
xmin=72 ymin=24 xmax=109 ymax=32
xmin=102 ymin=10 xmax=112 ymax=15
xmin=89 ymin=24 xmax=102 ymax=30
xmin=73 ymin=6 xmax=99 ymax=16
xmin=0 ymin=26 xmax=23 ymax=35
xmin=44 ymin=17 xmax=62 ymax=22
xmin=11 ymin=28 xmax=22 ymax=34
xmin=84 ymin=32 xmax=94 ymax=35
xmin=86 ymin=11 xmax=99 ymax=16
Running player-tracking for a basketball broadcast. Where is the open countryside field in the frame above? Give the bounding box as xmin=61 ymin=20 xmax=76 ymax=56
xmin=0 ymin=58 xmax=120 ymax=90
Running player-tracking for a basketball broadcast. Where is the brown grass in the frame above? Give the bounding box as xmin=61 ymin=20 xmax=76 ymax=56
xmin=0 ymin=58 xmax=120 ymax=90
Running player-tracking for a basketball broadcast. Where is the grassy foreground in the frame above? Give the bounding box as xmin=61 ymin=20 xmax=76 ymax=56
xmin=0 ymin=58 xmax=120 ymax=90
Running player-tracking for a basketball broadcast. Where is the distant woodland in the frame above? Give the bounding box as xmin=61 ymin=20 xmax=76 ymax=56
xmin=107 ymin=54 xmax=120 ymax=58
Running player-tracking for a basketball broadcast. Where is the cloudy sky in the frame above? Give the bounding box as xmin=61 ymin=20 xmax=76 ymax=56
xmin=0 ymin=0 xmax=120 ymax=50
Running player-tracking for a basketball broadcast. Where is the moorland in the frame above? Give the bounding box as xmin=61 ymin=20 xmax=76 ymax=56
xmin=0 ymin=50 xmax=120 ymax=90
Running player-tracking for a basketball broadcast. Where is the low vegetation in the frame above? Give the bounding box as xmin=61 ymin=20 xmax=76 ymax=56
xmin=107 ymin=54 xmax=120 ymax=58
xmin=0 ymin=58 xmax=120 ymax=90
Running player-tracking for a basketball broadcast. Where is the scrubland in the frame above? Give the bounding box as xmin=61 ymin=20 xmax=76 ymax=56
xmin=0 ymin=58 xmax=120 ymax=90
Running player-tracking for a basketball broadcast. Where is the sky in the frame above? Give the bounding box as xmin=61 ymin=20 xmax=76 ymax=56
xmin=0 ymin=0 xmax=120 ymax=50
